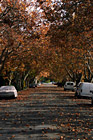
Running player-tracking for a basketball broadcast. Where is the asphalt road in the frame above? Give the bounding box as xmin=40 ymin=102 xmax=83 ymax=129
xmin=0 ymin=85 xmax=93 ymax=140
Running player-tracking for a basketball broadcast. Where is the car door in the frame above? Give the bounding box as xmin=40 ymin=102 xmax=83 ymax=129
xmin=81 ymin=84 xmax=90 ymax=97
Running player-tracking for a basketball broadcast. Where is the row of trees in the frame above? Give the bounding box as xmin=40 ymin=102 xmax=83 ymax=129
xmin=38 ymin=0 xmax=93 ymax=84
xmin=0 ymin=0 xmax=93 ymax=89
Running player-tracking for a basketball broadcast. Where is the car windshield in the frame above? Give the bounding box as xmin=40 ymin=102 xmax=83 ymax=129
xmin=0 ymin=86 xmax=15 ymax=90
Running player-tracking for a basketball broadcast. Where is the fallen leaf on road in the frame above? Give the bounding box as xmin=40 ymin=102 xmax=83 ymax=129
xmin=25 ymin=124 xmax=30 ymax=127
xmin=60 ymin=136 xmax=64 ymax=140
xmin=42 ymin=122 xmax=44 ymax=125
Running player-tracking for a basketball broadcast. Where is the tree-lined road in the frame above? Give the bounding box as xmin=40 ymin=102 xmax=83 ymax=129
xmin=0 ymin=85 xmax=93 ymax=140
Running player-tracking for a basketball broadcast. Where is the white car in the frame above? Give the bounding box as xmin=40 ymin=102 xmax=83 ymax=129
xmin=0 ymin=86 xmax=18 ymax=98
xmin=75 ymin=82 xmax=93 ymax=98
xmin=64 ymin=81 xmax=75 ymax=91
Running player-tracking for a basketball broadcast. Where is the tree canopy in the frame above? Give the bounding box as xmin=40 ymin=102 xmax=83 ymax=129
xmin=0 ymin=0 xmax=92 ymax=88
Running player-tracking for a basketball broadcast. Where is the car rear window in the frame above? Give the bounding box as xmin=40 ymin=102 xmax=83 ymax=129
xmin=67 ymin=83 xmax=74 ymax=85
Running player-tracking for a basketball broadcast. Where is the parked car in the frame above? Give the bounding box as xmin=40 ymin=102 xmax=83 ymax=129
xmin=37 ymin=82 xmax=41 ymax=86
xmin=64 ymin=81 xmax=75 ymax=91
xmin=75 ymin=82 xmax=93 ymax=98
xmin=0 ymin=86 xmax=18 ymax=98
xmin=29 ymin=83 xmax=36 ymax=88
xmin=57 ymin=82 xmax=63 ymax=87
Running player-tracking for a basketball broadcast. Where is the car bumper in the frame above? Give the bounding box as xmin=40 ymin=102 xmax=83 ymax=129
xmin=0 ymin=92 xmax=15 ymax=97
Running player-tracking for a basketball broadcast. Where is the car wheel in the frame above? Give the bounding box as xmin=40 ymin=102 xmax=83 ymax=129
xmin=75 ymin=92 xmax=78 ymax=97
xmin=92 ymin=98 xmax=93 ymax=105
xmin=78 ymin=93 xmax=81 ymax=99
xmin=12 ymin=95 xmax=17 ymax=99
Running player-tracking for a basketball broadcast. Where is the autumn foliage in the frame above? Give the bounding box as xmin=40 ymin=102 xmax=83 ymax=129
xmin=0 ymin=0 xmax=93 ymax=89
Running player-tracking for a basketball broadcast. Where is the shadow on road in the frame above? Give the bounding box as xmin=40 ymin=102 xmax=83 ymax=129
xmin=0 ymin=97 xmax=16 ymax=100
xmin=77 ymin=103 xmax=93 ymax=107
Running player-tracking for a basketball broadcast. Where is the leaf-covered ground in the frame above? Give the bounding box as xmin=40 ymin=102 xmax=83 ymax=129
xmin=0 ymin=86 xmax=93 ymax=140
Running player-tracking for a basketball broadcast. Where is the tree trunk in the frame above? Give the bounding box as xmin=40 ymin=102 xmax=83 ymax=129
xmin=21 ymin=71 xmax=30 ymax=89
